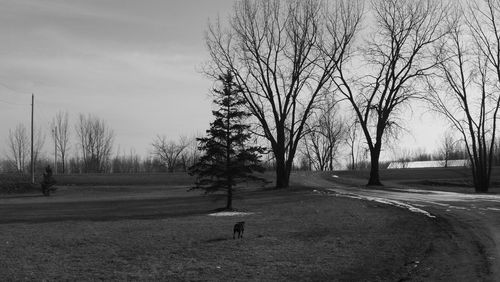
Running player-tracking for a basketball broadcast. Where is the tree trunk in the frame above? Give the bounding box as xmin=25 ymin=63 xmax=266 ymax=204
xmin=368 ymin=147 xmax=383 ymax=186
xmin=350 ymin=144 xmax=356 ymax=170
xmin=274 ymin=129 xmax=290 ymax=189
xmin=61 ymin=154 xmax=65 ymax=174
xmin=275 ymin=157 xmax=290 ymax=189
xmin=472 ymin=167 xmax=489 ymax=193
xmin=226 ymin=185 xmax=233 ymax=210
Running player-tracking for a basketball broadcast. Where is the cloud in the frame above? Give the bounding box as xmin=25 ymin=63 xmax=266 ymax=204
xmin=0 ymin=0 xmax=232 ymax=156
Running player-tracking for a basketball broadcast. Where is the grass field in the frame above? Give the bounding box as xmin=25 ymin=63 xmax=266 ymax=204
xmin=326 ymin=166 xmax=500 ymax=193
xmin=0 ymin=187 xmax=478 ymax=281
xmin=55 ymin=172 xmax=196 ymax=186
xmin=0 ymin=169 xmax=493 ymax=280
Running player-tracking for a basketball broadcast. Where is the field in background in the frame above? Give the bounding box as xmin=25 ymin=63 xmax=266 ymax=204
xmin=0 ymin=168 xmax=492 ymax=280
xmin=3 ymin=167 xmax=498 ymax=194
xmin=55 ymin=172 xmax=195 ymax=186
xmin=53 ymin=167 xmax=500 ymax=194
xmin=325 ymin=166 xmax=500 ymax=193
xmin=53 ymin=171 xmax=277 ymax=186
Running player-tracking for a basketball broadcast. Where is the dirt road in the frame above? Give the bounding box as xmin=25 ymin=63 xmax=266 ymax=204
xmin=294 ymin=173 xmax=500 ymax=281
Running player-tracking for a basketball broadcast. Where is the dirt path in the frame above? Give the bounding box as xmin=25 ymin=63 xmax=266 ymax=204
xmin=292 ymin=172 xmax=500 ymax=281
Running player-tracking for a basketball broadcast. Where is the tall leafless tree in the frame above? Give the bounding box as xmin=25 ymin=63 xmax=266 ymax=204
xmin=51 ymin=111 xmax=70 ymax=174
xmin=112 ymin=148 xmax=142 ymax=173
xmin=152 ymin=135 xmax=190 ymax=172
xmin=428 ymin=2 xmax=500 ymax=192
xmin=345 ymin=119 xmax=362 ymax=170
xmin=6 ymin=124 xmax=29 ymax=173
xmin=438 ymin=131 xmax=461 ymax=168
xmin=75 ymin=114 xmax=114 ymax=173
xmin=206 ymin=0 xmax=362 ymax=188
xmin=33 ymin=127 xmax=45 ymax=171
xmin=6 ymin=123 xmax=44 ymax=173
xmin=335 ymin=0 xmax=449 ymax=185
xmin=178 ymin=136 xmax=201 ymax=172
xmin=301 ymin=99 xmax=346 ymax=171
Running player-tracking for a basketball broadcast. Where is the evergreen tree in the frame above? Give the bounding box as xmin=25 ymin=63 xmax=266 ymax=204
xmin=189 ymin=72 xmax=266 ymax=210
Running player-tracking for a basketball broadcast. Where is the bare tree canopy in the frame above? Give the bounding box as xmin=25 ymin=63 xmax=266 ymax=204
xmin=206 ymin=0 xmax=362 ymax=188
xmin=178 ymin=136 xmax=201 ymax=172
xmin=152 ymin=135 xmax=189 ymax=173
xmin=6 ymin=124 xmax=29 ymax=173
xmin=335 ymin=0 xmax=449 ymax=185
xmin=6 ymin=123 xmax=44 ymax=174
xmin=428 ymin=1 xmax=500 ymax=192
xmin=51 ymin=111 xmax=70 ymax=174
xmin=438 ymin=131 xmax=463 ymax=168
xmin=75 ymin=114 xmax=114 ymax=173
xmin=301 ymin=98 xmax=346 ymax=171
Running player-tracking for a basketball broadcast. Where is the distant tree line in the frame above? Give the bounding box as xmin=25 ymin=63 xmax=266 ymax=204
xmin=1 ymin=111 xmax=203 ymax=175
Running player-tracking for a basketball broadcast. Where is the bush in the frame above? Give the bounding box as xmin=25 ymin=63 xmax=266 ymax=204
xmin=0 ymin=174 xmax=39 ymax=194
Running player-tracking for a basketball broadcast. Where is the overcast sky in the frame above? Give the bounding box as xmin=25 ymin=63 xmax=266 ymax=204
xmin=0 ymin=0 xmax=447 ymax=161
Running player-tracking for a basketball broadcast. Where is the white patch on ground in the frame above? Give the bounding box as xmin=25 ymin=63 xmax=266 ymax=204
xmin=208 ymin=211 xmax=254 ymax=217
xmin=332 ymin=175 xmax=339 ymax=178
xmin=486 ymin=207 xmax=500 ymax=211
xmin=450 ymin=206 xmax=469 ymax=210
xmin=323 ymin=189 xmax=436 ymax=218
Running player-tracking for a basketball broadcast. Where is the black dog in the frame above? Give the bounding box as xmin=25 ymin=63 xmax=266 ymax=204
xmin=233 ymin=221 xmax=245 ymax=239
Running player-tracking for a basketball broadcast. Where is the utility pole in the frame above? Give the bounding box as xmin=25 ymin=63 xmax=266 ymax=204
xmin=31 ymin=94 xmax=34 ymax=184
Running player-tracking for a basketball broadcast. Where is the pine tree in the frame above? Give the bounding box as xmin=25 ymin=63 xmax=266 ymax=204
xmin=189 ymin=72 xmax=266 ymax=210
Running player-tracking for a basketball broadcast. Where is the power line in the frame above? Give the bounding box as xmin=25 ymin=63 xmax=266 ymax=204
xmin=0 ymin=81 xmax=32 ymax=96
xmin=0 ymin=98 xmax=29 ymax=106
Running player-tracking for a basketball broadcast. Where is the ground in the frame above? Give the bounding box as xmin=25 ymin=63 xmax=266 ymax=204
xmin=0 ymin=170 xmax=497 ymax=280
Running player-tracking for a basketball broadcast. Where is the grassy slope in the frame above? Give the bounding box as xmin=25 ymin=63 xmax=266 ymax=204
xmin=0 ymin=190 xmax=463 ymax=281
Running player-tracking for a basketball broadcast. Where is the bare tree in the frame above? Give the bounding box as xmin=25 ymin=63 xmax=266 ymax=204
xmin=6 ymin=124 xmax=45 ymax=174
xmin=152 ymin=135 xmax=189 ymax=172
xmin=51 ymin=111 xmax=70 ymax=174
xmin=206 ymin=0 xmax=362 ymax=188
xmin=33 ymin=127 xmax=46 ymax=170
xmin=6 ymin=124 xmax=29 ymax=173
xmin=301 ymin=99 xmax=346 ymax=171
xmin=178 ymin=136 xmax=201 ymax=172
xmin=345 ymin=119 xmax=362 ymax=170
xmin=335 ymin=0 xmax=449 ymax=185
xmin=75 ymin=114 xmax=114 ymax=173
xmin=392 ymin=147 xmax=413 ymax=168
xmin=112 ymin=148 xmax=142 ymax=173
xmin=438 ymin=131 xmax=459 ymax=168
xmin=428 ymin=2 xmax=500 ymax=192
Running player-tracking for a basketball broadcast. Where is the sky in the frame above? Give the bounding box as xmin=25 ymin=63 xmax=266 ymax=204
xmin=0 ymin=0 xmax=448 ymax=162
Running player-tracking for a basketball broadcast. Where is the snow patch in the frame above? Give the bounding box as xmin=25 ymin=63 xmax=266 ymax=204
xmin=332 ymin=175 xmax=339 ymax=178
xmin=209 ymin=211 xmax=254 ymax=217
xmin=325 ymin=189 xmax=436 ymax=218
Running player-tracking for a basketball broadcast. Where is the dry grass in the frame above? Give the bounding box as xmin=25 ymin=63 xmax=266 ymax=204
xmin=55 ymin=172 xmax=196 ymax=186
xmin=0 ymin=191 xmax=454 ymax=281
xmin=327 ymin=167 xmax=500 ymax=193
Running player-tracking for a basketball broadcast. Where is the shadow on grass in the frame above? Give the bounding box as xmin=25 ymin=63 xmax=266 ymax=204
xmin=204 ymin=237 xmax=229 ymax=243
xmin=0 ymin=193 xmax=43 ymax=199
